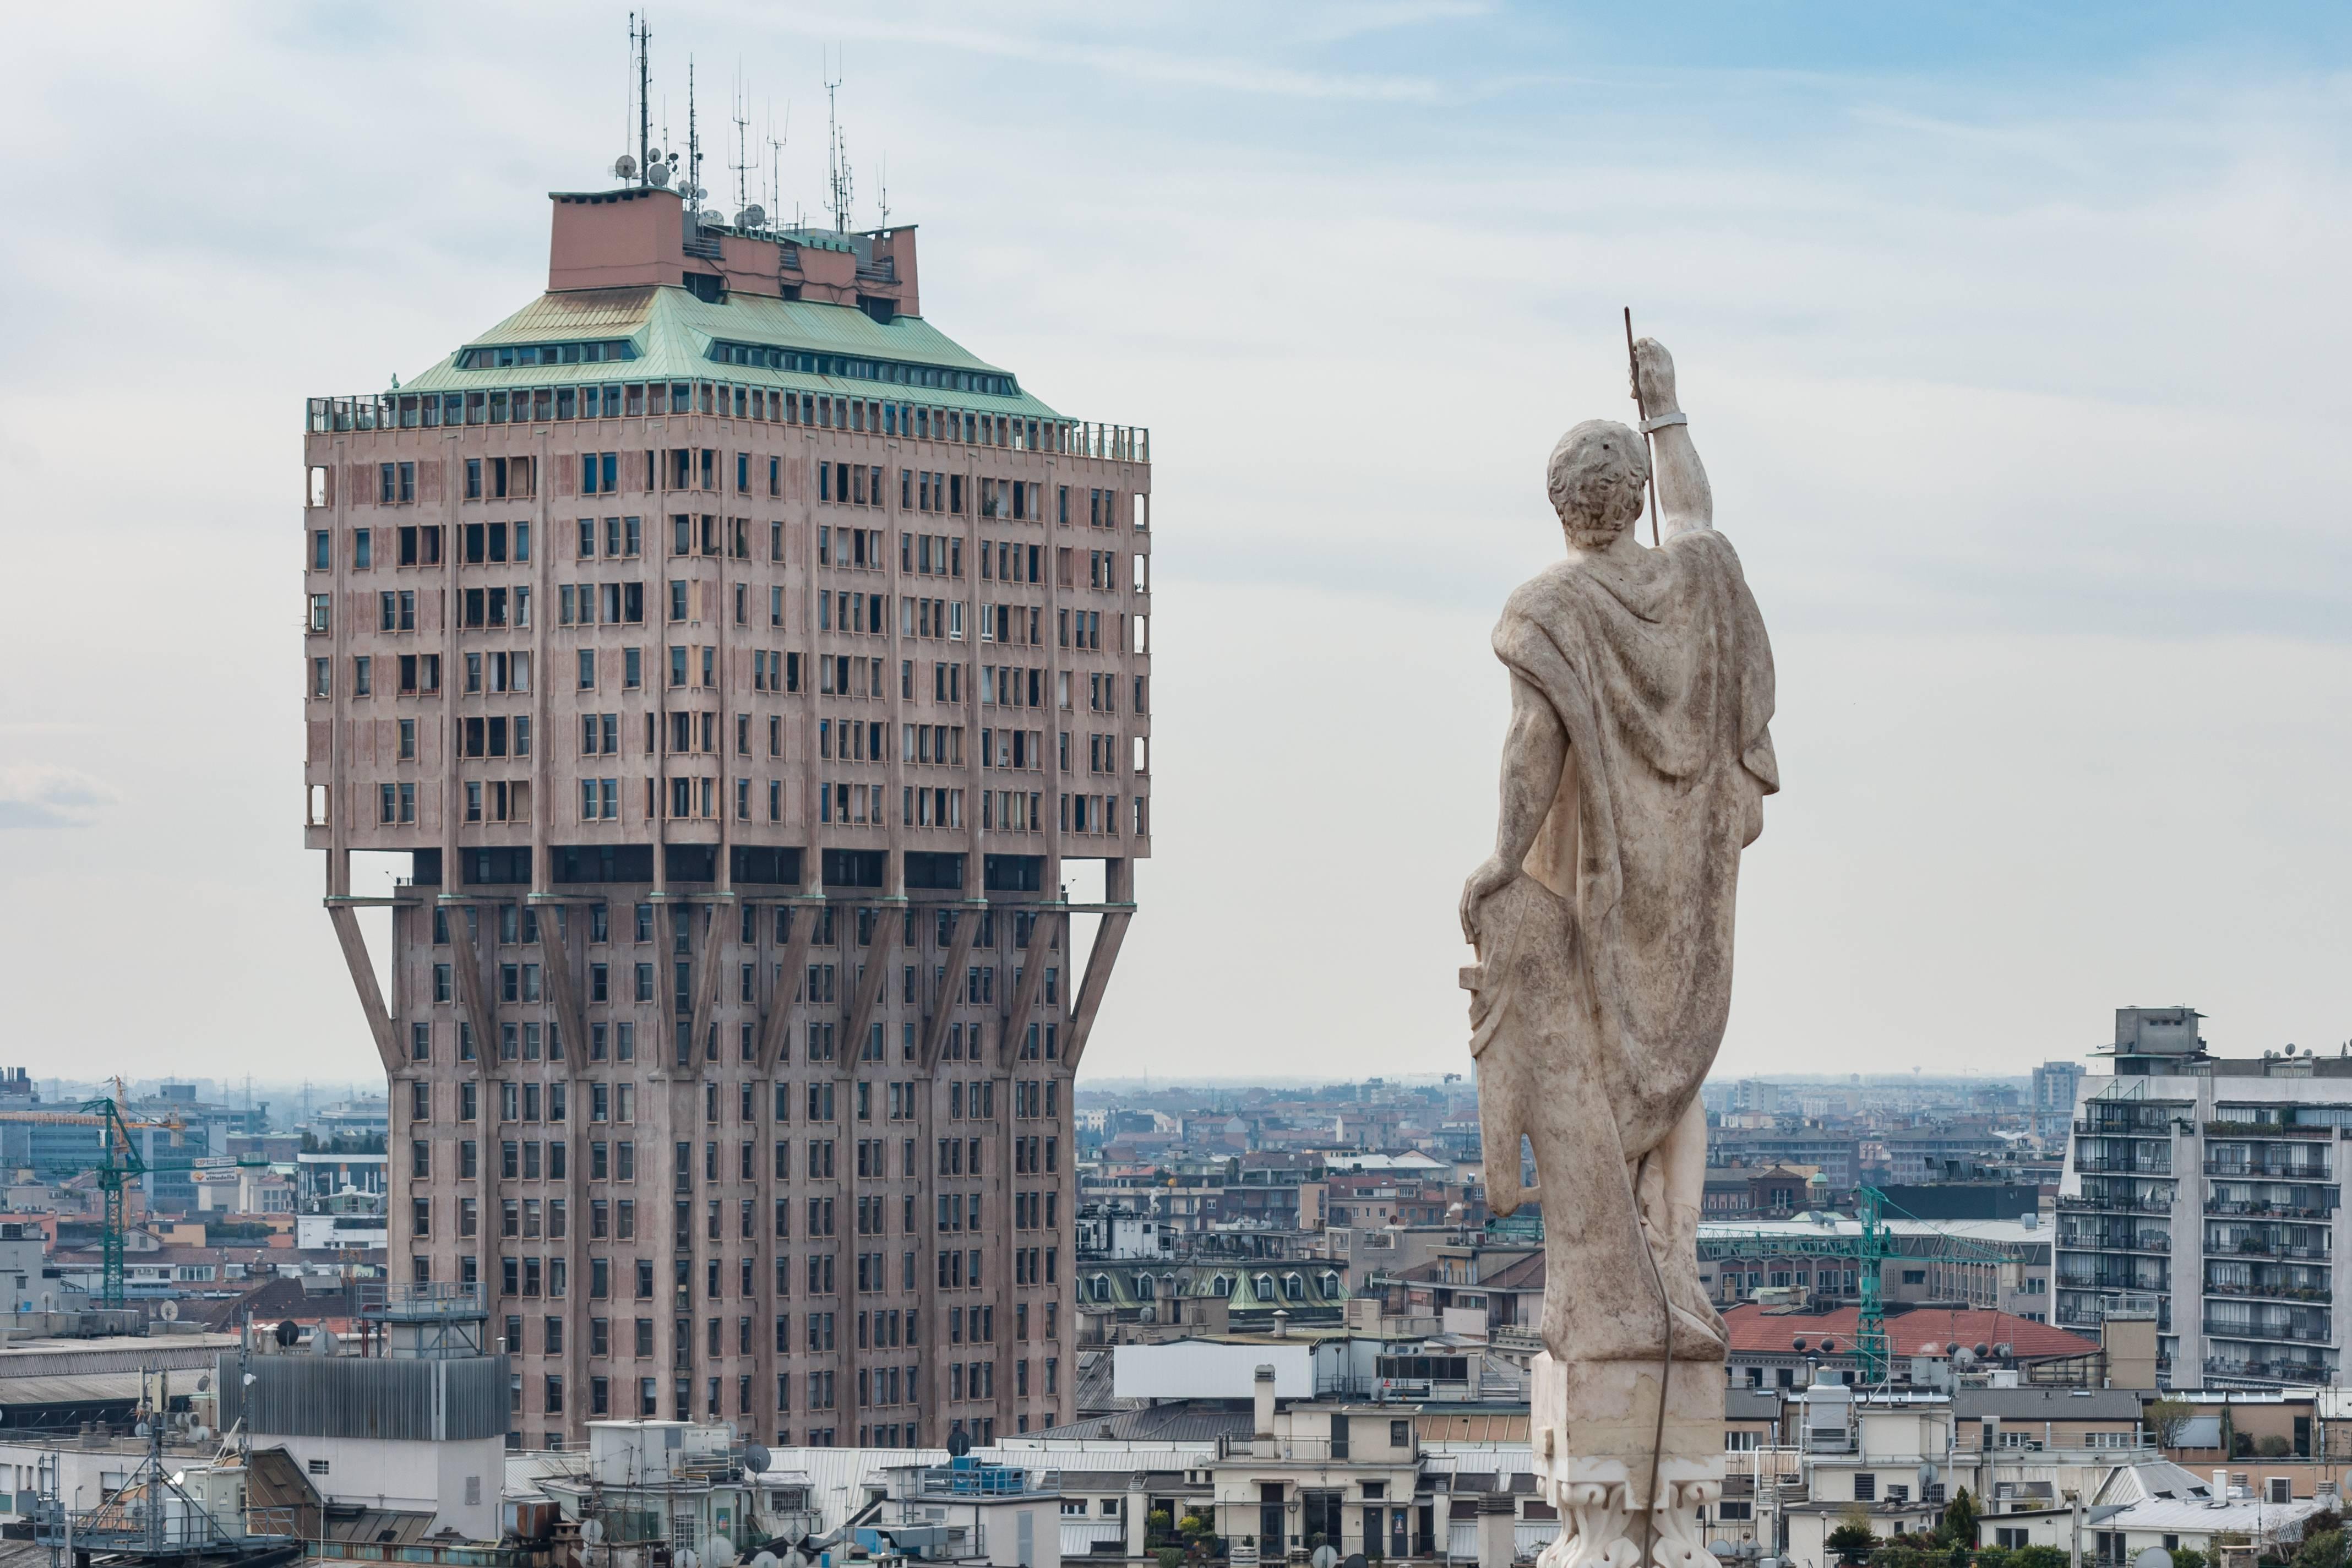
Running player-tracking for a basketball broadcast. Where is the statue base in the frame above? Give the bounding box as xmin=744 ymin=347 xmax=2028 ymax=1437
xmin=1531 ymin=1353 xmax=1724 ymax=1568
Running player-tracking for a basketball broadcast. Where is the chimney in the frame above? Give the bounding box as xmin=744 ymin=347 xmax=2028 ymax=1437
xmin=1254 ymin=1364 xmax=1277 ymax=1439
xmin=1476 ymin=1494 xmax=1516 ymax=1568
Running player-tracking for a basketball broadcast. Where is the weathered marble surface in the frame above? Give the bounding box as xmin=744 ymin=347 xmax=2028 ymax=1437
xmin=1460 ymin=341 xmax=1776 ymax=1568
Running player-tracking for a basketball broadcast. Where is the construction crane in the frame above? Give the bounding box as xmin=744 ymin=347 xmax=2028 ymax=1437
xmin=1700 ymin=1184 xmax=2015 ymax=1384
xmin=81 ymin=1093 xmax=269 ymax=1308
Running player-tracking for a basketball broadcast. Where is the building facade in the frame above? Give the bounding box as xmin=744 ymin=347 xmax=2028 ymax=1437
xmin=2033 ymin=1059 xmax=2086 ymax=1144
xmin=2060 ymin=1007 xmax=2352 ymax=1389
xmin=302 ymin=180 xmax=1152 ymax=1449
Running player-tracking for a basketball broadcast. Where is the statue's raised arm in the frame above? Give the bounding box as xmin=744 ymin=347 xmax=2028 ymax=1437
xmin=1632 ymin=337 xmax=1714 ymax=540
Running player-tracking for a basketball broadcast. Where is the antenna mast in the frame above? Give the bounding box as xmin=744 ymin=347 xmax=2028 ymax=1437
xmin=876 ymin=154 xmax=890 ymax=228
xmin=687 ymin=57 xmax=702 ymax=214
xmin=636 ymin=13 xmax=652 ymax=183
xmin=731 ymin=63 xmax=753 ymax=220
xmin=766 ymin=101 xmax=790 ymax=229
xmin=825 ymin=51 xmax=852 ymax=232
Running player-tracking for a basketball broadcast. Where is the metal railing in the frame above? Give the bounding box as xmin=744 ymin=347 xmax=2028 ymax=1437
xmin=304 ymin=394 xmax=1151 ymax=467
xmin=2075 ymin=1153 xmax=2173 ymax=1174
xmin=2202 ymin=1355 xmax=2338 ymax=1385
xmin=1214 ymin=1434 xmax=1416 ymax=1461
xmin=362 ymin=1280 xmax=484 ymax=1318
xmin=2057 ymin=1194 xmax=2174 ymax=1215
xmin=2203 ymin=1281 xmax=2332 ymax=1304
xmin=2203 ymin=1319 xmax=2337 ymax=1345
xmin=2205 ymin=1121 xmax=2337 ymax=1139
xmin=2204 ymin=1200 xmax=2336 ymax=1219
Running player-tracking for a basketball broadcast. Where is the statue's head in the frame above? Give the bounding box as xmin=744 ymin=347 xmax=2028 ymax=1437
xmin=1546 ymin=420 xmax=1649 ymax=551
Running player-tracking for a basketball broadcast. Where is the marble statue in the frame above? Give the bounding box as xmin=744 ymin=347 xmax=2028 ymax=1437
xmin=1460 ymin=339 xmax=1778 ymax=1568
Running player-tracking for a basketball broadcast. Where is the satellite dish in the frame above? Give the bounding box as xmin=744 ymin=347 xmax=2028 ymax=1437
xmin=190 ymin=1426 xmax=211 ymax=1443
xmin=699 ymin=209 xmax=727 ymax=228
xmin=160 ymin=1300 xmax=179 ymax=1321
xmin=1344 ymin=1555 xmax=1367 ymax=1568
xmin=1311 ymin=1547 xmax=1338 ymax=1568
xmin=313 ymin=1327 xmax=339 ymax=1357
xmin=1974 ymin=1343 xmax=1990 ymax=1358
xmin=946 ymin=1430 xmax=972 ymax=1458
xmin=1945 ymin=1342 xmax=1960 ymax=1357
xmin=1791 ymin=1338 xmax=1808 ymax=1352
xmin=582 ymin=1520 xmax=605 ymax=1545
xmin=648 ymin=162 xmax=672 ymax=188
xmin=614 ymin=155 xmax=639 ymax=179
xmin=1710 ymin=1545 xmax=1739 ymax=1559
xmin=39 ymin=1292 xmax=54 ymax=1311
xmin=752 ymin=1554 xmax=779 ymax=1568
xmin=744 ymin=1444 xmax=771 ymax=1475
xmin=1820 ymin=1338 xmax=1837 ymax=1353
xmin=197 ymin=1374 xmax=211 ymax=1392
xmin=274 ymin=1319 xmax=300 ymax=1348
xmin=136 ymin=1422 xmax=151 ymax=1438
xmin=677 ymin=1550 xmax=700 ymax=1568
xmin=711 ymin=1543 xmax=739 ymax=1568
xmin=739 ymin=205 xmax=766 ymax=228
xmin=2135 ymin=1549 xmax=2173 ymax=1568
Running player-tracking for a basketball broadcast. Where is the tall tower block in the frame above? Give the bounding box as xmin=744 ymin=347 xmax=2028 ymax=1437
xmin=300 ymin=183 xmax=1151 ymax=1448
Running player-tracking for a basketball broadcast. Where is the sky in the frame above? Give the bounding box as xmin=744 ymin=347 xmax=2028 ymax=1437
xmin=6 ymin=2 xmax=2352 ymax=1087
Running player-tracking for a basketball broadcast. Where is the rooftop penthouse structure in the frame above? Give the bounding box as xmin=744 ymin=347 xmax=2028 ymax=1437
xmin=300 ymin=180 xmax=1151 ymax=1449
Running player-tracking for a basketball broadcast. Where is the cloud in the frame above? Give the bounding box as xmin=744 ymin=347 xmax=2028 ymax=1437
xmin=0 ymin=766 xmax=118 ymax=830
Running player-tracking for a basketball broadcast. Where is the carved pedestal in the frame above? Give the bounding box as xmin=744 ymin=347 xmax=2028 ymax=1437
xmin=1531 ymin=1353 xmax=1725 ymax=1568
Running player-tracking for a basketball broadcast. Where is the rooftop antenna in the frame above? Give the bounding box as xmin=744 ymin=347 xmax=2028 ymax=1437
xmin=825 ymin=49 xmax=853 ymax=232
xmin=765 ymin=100 xmax=789 ymax=230
xmin=875 ymin=154 xmax=890 ymax=228
xmin=687 ymin=57 xmax=701 ymax=214
xmin=636 ymin=13 xmax=652 ymax=185
xmin=731 ymin=61 xmax=753 ymax=219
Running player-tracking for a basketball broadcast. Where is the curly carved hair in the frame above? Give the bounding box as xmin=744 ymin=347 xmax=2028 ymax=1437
xmin=1546 ymin=419 xmax=1649 ymax=548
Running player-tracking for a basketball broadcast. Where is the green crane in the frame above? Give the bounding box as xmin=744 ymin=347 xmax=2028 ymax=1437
xmin=1701 ymin=1184 xmax=2012 ymax=1384
xmin=83 ymin=1096 xmax=149 ymax=1309
xmin=80 ymin=1096 xmax=269 ymax=1309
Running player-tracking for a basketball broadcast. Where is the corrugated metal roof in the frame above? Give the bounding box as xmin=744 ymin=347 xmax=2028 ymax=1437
xmin=1954 ymin=1387 xmax=2144 ymax=1421
xmin=394 ymin=285 xmax=1063 ymax=420
xmin=0 ymin=1370 xmax=147 ymax=1406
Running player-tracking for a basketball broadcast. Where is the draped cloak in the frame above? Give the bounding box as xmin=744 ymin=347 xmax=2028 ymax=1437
xmin=1469 ymin=529 xmax=1778 ymax=1215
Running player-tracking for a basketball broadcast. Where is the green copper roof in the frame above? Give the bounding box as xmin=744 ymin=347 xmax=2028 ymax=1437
xmin=396 ymin=284 xmax=1063 ymax=420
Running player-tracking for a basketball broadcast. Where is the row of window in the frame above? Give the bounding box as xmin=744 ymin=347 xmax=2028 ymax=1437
xmin=422 ymin=897 xmax=1063 ymax=954
xmin=406 ymin=1128 xmax=1058 ymax=1188
xmin=325 ymin=444 xmax=1145 ymax=541
xmin=382 ymin=775 xmax=1134 ymax=835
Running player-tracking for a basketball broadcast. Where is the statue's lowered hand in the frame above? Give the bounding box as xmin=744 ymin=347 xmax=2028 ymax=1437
xmin=1459 ymin=854 xmax=1516 ymax=946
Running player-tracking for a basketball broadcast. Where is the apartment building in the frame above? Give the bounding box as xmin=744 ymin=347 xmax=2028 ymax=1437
xmin=300 ymin=177 xmax=1151 ymax=1450
xmin=2059 ymin=1007 xmax=2352 ymax=1389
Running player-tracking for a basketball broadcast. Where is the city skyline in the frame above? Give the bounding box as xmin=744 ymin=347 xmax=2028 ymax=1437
xmin=9 ymin=4 xmax=2352 ymax=1082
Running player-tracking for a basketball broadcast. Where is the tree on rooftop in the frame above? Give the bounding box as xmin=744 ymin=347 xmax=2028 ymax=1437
xmin=2147 ymin=1398 xmax=2195 ymax=1447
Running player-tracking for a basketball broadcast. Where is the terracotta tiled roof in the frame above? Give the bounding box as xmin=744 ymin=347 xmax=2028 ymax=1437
xmin=1721 ymin=1303 xmax=2098 ymax=1362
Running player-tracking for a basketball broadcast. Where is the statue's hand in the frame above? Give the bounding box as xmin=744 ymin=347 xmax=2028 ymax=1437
xmin=1632 ymin=336 xmax=1679 ymax=416
xmin=1460 ymin=855 xmax=1517 ymax=946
